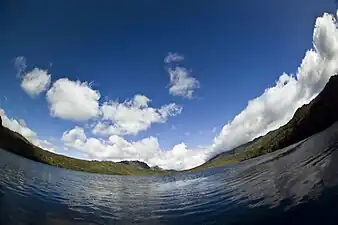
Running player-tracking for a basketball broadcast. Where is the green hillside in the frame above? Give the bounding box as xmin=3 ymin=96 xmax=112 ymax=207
xmin=189 ymin=75 xmax=338 ymax=172
xmin=1 ymin=75 xmax=338 ymax=175
xmin=0 ymin=123 xmax=169 ymax=175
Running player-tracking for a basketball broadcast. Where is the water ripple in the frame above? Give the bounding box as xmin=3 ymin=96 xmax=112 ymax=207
xmin=2 ymin=123 xmax=338 ymax=224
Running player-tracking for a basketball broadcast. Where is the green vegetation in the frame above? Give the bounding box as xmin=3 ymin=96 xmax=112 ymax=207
xmin=1 ymin=75 xmax=338 ymax=175
xmin=190 ymin=75 xmax=338 ymax=172
xmin=0 ymin=124 xmax=170 ymax=175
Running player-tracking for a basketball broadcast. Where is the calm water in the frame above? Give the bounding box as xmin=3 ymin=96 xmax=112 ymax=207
xmin=2 ymin=123 xmax=338 ymax=224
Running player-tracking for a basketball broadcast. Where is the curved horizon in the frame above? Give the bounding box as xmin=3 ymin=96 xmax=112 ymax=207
xmin=1 ymin=1 xmax=337 ymax=170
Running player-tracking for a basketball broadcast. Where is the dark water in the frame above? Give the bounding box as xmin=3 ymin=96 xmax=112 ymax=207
xmin=2 ymin=123 xmax=338 ymax=224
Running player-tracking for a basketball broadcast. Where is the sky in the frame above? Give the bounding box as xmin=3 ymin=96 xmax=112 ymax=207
xmin=0 ymin=0 xmax=338 ymax=170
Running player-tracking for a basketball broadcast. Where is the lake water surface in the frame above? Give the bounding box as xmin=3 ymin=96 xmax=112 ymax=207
xmin=2 ymin=122 xmax=338 ymax=224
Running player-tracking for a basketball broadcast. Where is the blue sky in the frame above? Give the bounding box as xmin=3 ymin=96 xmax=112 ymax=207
xmin=0 ymin=0 xmax=337 ymax=169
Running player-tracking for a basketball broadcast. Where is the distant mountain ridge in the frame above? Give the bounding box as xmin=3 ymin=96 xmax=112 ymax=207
xmin=118 ymin=160 xmax=151 ymax=169
xmin=0 ymin=119 xmax=169 ymax=175
xmin=190 ymin=75 xmax=338 ymax=171
xmin=1 ymin=75 xmax=338 ymax=174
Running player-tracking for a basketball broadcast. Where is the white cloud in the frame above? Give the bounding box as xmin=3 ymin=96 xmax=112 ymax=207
xmin=62 ymin=126 xmax=87 ymax=149
xmin=164 ymin=52 xmax=200 ymax=99
xmin=21 ymin=68 xmax=51 ymax=97
xmin=34 ymin=139 xmax=56 ymax=153
xmin=0 ymin=108 xmax=37 ymax=141
xmin=133 ymin=94 xmax=151 ymax=108
xmin=158 ymin=103 xmax=183 ymax=117
xmin=0 ymin=108 xmax=55 ymax=153
xmin=92 ymin=122 xmax=119 ymax=136
xmin=155 ymin=143 xmax=207 ymax=170
xmin=8 ymin=11 xmax=338 ymax=171
xmin=62 ymin=126 xmax=87 ymax=143
xmin=94 ymin=95 xmax=182 ymax=136
xmin=167 ymin=67 xmax=200 ymax=99
xmin=14 ymin=56 xmax=27 ymax=77
xmin=62 ymin=126 xmax=208 ymax=170
xmin=46 ymin=78 xmax=101 ymax=121
xmin=164 ymin=52 xmax=184 ymax=64
xmin=18 ymin=119 xmax=27 ymax=127
xmin=14 ymin=57 xmax=51 ymax=97
xmin=211 ymin=11 xmax=338 ymax=157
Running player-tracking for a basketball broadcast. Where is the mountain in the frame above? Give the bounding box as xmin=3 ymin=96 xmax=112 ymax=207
xmin=0 ymin=122 xmax=169 ymax=176
xmin=118 ymin=160 xmax=151 ymax=169
xmin=190 ymin=75 xmax=338 ymax=171
xmin=1 ymin=75 xmax=338 ymax=175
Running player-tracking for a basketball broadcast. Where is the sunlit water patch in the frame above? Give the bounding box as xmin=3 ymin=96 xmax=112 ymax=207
xmin=2 ymin=122 xmax=338 ymax=225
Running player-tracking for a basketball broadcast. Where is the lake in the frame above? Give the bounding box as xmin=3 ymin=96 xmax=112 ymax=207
xmin=1 ymin=122 xmax=338 ymax=225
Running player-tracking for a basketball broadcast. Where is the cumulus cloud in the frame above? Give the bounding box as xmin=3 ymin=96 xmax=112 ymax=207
xmin=167 ymin=66 xmax=200 ymax=99
xmin=46 ymin=78 xmax=101 ymax=121
xmin=21 ymin=68 xmax=52 ymax=97
xmin=62 ymin=126 xmax=87 ymax=143
xmin=93 ymin=95 xmax=182 ymax=136
xmin=63 ymin=126 xmax=208 ymax=170
xmin=164 ymin=53 xmax=199 ymax=99
xmin=0 ymin=108 xmax=37 ymax=140
xmin=62 ymin=126 xmax=87 ymax=149
xmin=0 ymin=108 xmax=55 ymax=153
xmin=14 ymin=57 xmax=51 ymax=97
xmin=133 ymin=94 xmax=151 ymax=108
xmin=164 ymin=52 xmax=184 ymax=64
xmin=211 ymin=11 xmax=338 ymax=157
xmin=10 ymin=11 xmax=338 ymax=170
